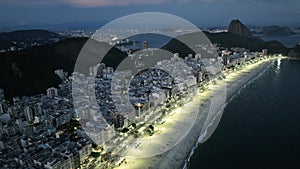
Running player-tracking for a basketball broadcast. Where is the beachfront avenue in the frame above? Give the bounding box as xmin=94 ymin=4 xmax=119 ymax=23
xmin=79 ymin=54 xmax=285 ymax=169
xmin=72 ymin=12 xmax=226 ymax=168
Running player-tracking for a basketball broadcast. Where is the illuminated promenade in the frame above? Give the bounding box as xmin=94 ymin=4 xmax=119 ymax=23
xmin=112 ymin=55 xmax=286 ymax=169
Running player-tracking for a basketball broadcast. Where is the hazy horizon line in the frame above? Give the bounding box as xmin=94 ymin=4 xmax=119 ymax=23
xmin=1 ymin=20 xmax=299 ymax=32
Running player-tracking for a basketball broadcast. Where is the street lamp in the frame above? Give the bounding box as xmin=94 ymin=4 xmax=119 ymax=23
xmin=136 ymin=102 xmax=142 ymax=117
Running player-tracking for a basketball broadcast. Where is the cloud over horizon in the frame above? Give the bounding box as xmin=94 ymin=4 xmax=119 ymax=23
xmin=1 ymin=0 xmax=191 ymax=7
xmin=62 ymin=0 xmax=188 ymax=7
xmin=1 ymin=0 xmax=243 ymax=7
xmin=1 ymin=0 xmax=298 ymax=8
xmin=0 ymin=0 xmax=299 ymax=27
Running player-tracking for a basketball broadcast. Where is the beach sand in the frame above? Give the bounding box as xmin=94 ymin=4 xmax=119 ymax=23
xmin=114 ymin=58 xmax=279 ymax=169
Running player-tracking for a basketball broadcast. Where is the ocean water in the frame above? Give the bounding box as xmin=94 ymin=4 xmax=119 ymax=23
xmin=188 ymin=59 xmax=300 ymax=169
xmin=126 ymin=33 xmax=172 ymax=50
xmin=254 ymin=34 xmax=300 ymax=48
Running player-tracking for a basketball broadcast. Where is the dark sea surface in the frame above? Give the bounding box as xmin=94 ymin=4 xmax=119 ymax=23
xmin=188 ymin=59 xmax=300 ymax=169
xmin=126 ymin=33 xmax=172 ymax=50
xmin=254 ymin=34 xmax=300 ymax=48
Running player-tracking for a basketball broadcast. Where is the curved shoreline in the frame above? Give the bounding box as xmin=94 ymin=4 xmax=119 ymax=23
xmin=183 ymin=59 xmax=276 ymax=169
xmin=114 ymin=58 xmax=283 ymax=169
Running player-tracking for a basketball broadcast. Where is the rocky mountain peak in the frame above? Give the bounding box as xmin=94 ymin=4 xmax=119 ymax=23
xmin=227 ymin=19 xmax=253 ymax=38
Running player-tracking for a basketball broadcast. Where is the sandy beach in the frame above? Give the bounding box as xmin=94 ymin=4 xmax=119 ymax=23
xmin=114 ymin=57 xmax=281 ymax=169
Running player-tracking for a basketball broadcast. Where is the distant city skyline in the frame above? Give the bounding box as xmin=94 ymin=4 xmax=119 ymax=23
xmin=0 ymin=0 xmax=300 ymax=30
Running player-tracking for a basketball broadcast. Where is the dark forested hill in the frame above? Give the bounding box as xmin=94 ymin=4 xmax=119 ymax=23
xmin=0 ymin=37 xmax=127 ymax=99
xmin=0 ymin=29 xmax=65 ymax=52
xmin=162 ymin=31 xmax=290 ymax=57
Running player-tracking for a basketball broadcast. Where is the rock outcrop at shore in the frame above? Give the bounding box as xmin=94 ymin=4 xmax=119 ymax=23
xmin=228 ymin=19 xmax=253 ymax=38
xmin=288 ymin=44 xmax=300 ymax=58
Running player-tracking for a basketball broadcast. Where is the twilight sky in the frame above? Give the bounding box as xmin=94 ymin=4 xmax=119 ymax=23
xmin=0 ymin=0 xmax=299 ymax=29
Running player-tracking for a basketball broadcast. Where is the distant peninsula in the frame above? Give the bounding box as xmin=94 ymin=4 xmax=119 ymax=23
xmin=253 ymin=25 xmax=295 ymax=36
